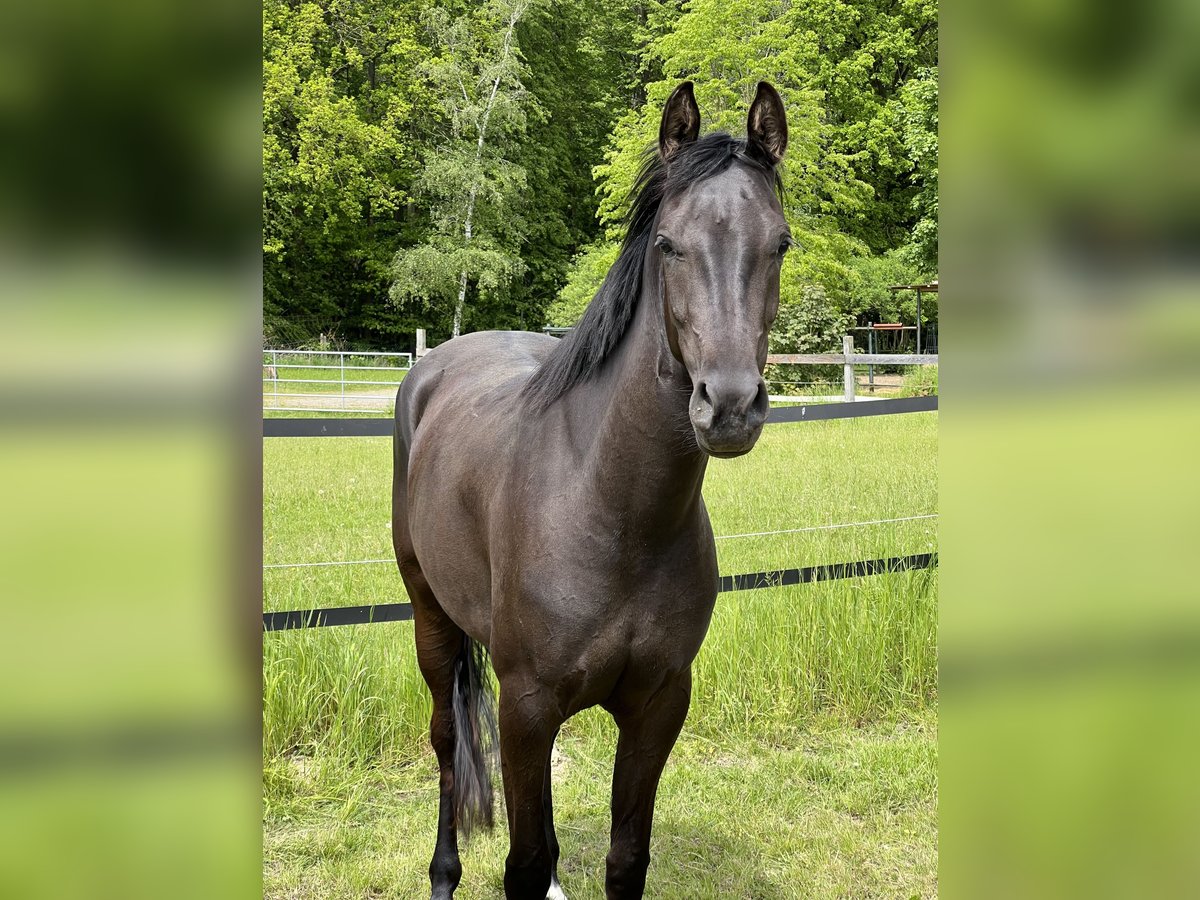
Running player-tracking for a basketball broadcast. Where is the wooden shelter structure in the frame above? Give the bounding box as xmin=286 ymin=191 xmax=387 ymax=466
xmin=888 ymin=281 xmax=938 ymax=354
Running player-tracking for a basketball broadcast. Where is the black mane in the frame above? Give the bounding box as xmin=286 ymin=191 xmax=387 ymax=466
xmin=521 ymin=132 xmax=783 ymax=410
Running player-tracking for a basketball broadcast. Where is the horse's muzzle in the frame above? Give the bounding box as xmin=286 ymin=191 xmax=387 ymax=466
xmin=689 ymin=372 xmax=769 ymax=458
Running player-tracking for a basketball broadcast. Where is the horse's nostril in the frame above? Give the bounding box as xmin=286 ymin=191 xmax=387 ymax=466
xmin=691 ymin=380 xmax=716 ymax=429
xmin=752 ymin=380 xmax=768 ymax=415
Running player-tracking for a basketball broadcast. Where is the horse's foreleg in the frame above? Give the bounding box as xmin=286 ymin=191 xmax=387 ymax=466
xmin=498 ymin=679 xmax=561 ymax=899
xmin=543 ymin=735 xmax=567 ymax=899
xmin=605 ymin=670 xmax=692 ymax=900
xmin=496 ymin=732 xmax=568 ymax=898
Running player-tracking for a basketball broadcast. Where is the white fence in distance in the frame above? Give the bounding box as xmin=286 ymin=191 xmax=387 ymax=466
xmin=263 ymin=349 xmax=413 ymax=415
xmin=262 ymin=336 xmax=937 ymax=413
xmin=768 ymin=335 xmax=938 ymax=402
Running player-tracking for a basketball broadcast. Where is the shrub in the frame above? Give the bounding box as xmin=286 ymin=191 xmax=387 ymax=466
xmin=898 ymin=365 xmax=938 ymax=397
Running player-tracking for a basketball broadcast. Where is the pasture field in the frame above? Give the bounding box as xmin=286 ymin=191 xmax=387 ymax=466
xmin=263 ymin=413 xmax=938 ymax=898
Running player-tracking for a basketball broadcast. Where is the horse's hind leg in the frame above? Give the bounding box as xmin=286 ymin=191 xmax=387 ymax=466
xmin=396 ymin=430 xmax=472 ymax=898
xmin=406 ymin=570 xmax=467 ymax=900
xmin=604 ymin=670 xmax=692 ymax=900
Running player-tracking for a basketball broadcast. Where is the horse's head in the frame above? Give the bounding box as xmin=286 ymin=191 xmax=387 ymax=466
xmin=653 ymin=82 xmax=790 ymax=459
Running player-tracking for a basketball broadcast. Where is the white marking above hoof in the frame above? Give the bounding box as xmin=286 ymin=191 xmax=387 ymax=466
xmin=546 ymin=875 xmax=568 ymax=900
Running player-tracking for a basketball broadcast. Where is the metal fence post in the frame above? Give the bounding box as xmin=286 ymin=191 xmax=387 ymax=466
xmin=340 ymin=353 xmax=345 ymax=409
xmin=843 ymin=335 xmax=856 ymax=402
xmin=916 ymin=289 xmax=923 ymax=355
xmin=867 ymin=326 xmax=875 ymax=394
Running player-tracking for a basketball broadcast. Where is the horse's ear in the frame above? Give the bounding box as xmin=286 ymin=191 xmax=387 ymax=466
xmin=659 ymin=82 xmax=701 ymax=161
xmin=747 ymin=82 xmax=787 ymax=166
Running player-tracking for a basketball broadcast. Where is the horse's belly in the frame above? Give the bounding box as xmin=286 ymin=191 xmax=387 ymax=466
xmin=409 ymin=519 xmax=494 ymax=644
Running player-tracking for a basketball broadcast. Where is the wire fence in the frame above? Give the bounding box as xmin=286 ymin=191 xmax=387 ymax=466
xmin=263 ymin=513 xmax=939 ymax=571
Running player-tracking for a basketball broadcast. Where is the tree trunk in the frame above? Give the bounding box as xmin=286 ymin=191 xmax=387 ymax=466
xmin=452 ymin=1 xmax=525 ymax=338
xmin=453 ymin=270 xmax=468 ymax=338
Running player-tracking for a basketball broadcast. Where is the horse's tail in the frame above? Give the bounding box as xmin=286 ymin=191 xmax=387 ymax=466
xmin=451 ymin=635 xmax=499 ymax=839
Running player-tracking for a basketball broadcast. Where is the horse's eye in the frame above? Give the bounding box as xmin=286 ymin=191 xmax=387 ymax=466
xmin=656 ymin=236 xmax=678 ymax=258
xmin=777 ymin=238 xmax=792 ymax=257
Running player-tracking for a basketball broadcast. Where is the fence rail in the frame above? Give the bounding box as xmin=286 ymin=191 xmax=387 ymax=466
xmin=263 ymin=553 xmax=938 ymax=632
xmin=264 ymin=349 xmax=414 ymax=362
xmin=262 ymin=384 xmax=939 ymax=632
xmin=262 ymin=394 xmax=937 ymax=437
xmin=767 ymin=336 xmax=937 ymax=401
xmin=767 ymin=353 xmax=937 ymax=365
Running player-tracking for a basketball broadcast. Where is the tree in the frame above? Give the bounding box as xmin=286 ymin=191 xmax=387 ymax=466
xmin=263 ymin=0 xmax=432 ymax=347
xmin=586 ymin=0 xmax=886 ymax=313
xmin=544 ymin=242 xmax=622 ymax=327
xmin=498 ymin=0 xmax=658 ymax=331
xmin=769 ymin=284 xmax=853 ymax=354
xmin=262 ymin=0 xmax=936 ymax=346
xmin=898 ymin=67 xmax=938 ymax=277
xmin=390 ymin=0 xmax=535 ymax=339
xmin=560 ymin=0 xmax=937 ymax=334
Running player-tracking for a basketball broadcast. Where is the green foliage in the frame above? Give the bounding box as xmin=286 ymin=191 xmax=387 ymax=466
xmin=496 ymin=1 xmax=650 ymax=332
xmin=263 ymin=0 xmax=432 ymax=347
xmin=766 ymin=283 xmax=852 ymax=388
xmin=569 ymin=0 xmax=938 ymax=337
xmin=264 ymin=0 xmax=937 ymax=347
xmin=388 ymin=0 xmax=535 ymax=338
xmin=897 ymin=67 xmax=938 ymax=277
xmin=544 ymin=241 xmax=621 ymax=327
xmin=770 ymin=284 xmax=852 ymax=355
xmin=846 ymin=249 xmax=929 ymax=323
xmin=898 ymin=365 xmax=938 ymax=397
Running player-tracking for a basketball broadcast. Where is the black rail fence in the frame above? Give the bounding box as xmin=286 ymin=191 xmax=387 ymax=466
xmin=263 ymin=553 xmax=937 ymax=632
xmin=263 ymin=395 xmax=938 ymax=633
xmin=262 ymin=394 xmax=937 ymax=438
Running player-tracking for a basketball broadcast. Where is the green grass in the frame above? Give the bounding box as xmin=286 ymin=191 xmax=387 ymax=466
xmin=263 ymin=413 xmax=937 ymax=897
xmin=262 ymin=364 xmax=407 ymax=391
xmin=898 ymin=366 xmax=938 ymax=397
xmin=266 ymin=717 xmax=936 ymax=899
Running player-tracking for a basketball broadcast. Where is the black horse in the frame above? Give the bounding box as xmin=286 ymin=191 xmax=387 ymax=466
xmin=393 ymin=81 xmax=790 ymax=900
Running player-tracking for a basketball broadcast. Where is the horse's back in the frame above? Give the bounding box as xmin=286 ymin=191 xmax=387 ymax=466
xmin=395 ymin=330 xmax=555 ymax=450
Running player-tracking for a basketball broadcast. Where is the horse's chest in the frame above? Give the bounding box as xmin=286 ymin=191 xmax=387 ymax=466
xmin=503 ymin=561 xmax=717 ymax=680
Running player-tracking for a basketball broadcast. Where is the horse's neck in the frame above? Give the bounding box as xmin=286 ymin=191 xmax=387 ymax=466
xmin=575 ymin=282 xmax=709 ymax=537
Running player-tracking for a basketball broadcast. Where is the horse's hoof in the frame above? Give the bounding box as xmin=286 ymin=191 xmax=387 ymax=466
xmin=546 ymin=875 xmax=568 ymax=900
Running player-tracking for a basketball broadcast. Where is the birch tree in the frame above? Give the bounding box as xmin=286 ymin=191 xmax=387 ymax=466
xmin=390 ymin=0 xmax=535 ymax=339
